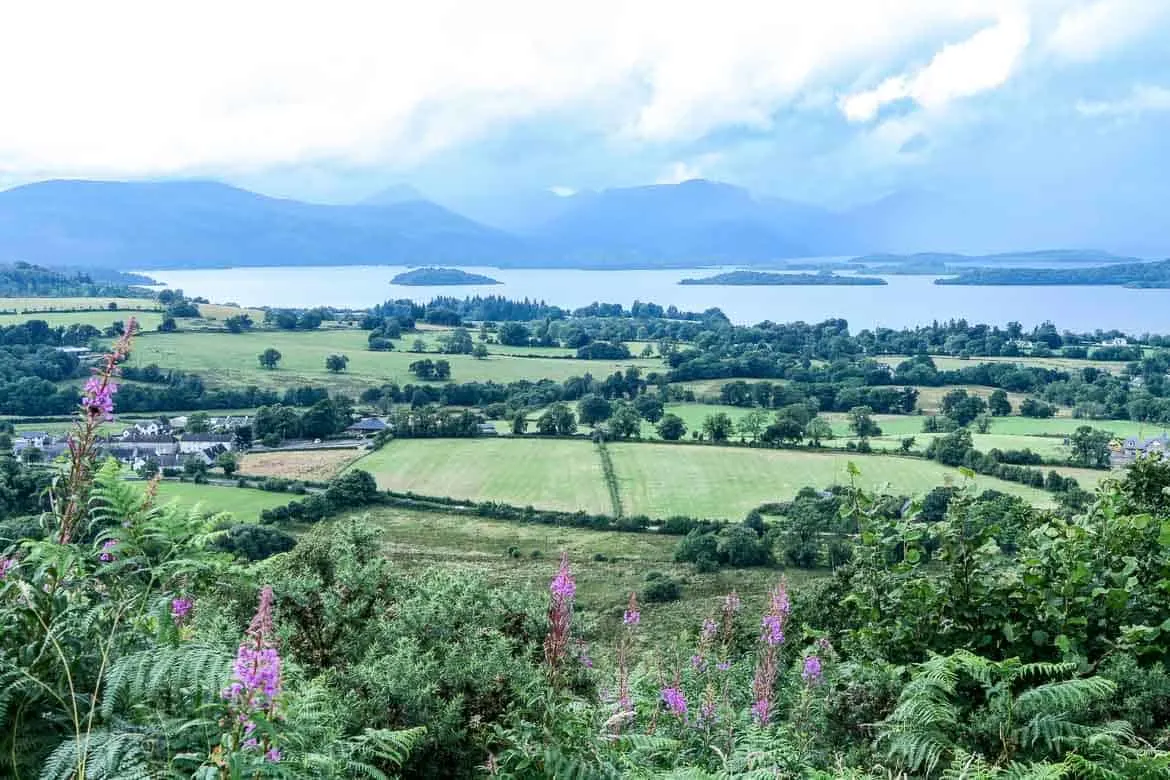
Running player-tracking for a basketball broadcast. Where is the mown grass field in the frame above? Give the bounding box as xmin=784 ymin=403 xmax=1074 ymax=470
xmin=128 ymin=329 xmax=662 ymax=392
xmin=340 ymin=505 xmax=812 ymax=643
xmin=348 ymin=436 xmax=1060 ymax=519
xmin=351 ymin=438 xmax=614 ymax=513
xmin=0 ymin=296 xmax=159 ymax=311
xmin=240 ymin=449 xmax=362 ymax=481
xmin=153 ymin=482 xmax=291 ymax=520
xmin=0 ymin=309 xmax=166 ymax=330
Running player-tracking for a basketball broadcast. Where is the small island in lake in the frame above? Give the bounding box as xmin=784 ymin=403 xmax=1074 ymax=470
xmin=679 ymin=270 xmax=887 ymax=286
xmin=391 ymin=267 xmax=502 ymax=286
xmin=937 ymin=258 xmax=1170 ymax=287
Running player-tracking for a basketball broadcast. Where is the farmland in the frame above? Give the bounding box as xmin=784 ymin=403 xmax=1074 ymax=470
xmin=128 ymin=329 xmax=661 ymax=392
xmin=347 ymin=437 xmax=1062 ymax=519
xmin=153 ymin=481 xmax=291 ymax=520
xmin=873 ymin=353 xmax=1132 ymax=374
xmin=239 ymin=448 xmax=362 ymax=481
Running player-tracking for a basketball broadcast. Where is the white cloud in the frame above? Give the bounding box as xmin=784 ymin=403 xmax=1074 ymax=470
xmin=1047 ymin=0 xmax=1170 ymax=62
xmin=656 ymin=161 xmax=705 ymax=185
xmin=839 ymin=12 xmax=1030 ymax=122
xmin=1077 ymin=84 xmax=1170 ymax=117
xmin=0 ymin=0 xmax=1157 ymax=184
xmin=549 ymin=186 xmax=577 ymax=197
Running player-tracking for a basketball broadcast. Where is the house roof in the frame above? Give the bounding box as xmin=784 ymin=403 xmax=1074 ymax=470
xmin=181 ymin=433 xmax=234 ymax=442
xmin=18 ymin=431 xmax=50 ymax=439
xmin=347 ymin=418 xmax=388 ymax=431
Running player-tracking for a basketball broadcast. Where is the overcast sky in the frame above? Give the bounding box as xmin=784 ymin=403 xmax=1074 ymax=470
xmin=0 ymin=0 xmax=1167 ymax=207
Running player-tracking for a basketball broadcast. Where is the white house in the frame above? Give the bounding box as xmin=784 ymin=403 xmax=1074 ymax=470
xmin=178 ymin=433 xmax=236 ymax=454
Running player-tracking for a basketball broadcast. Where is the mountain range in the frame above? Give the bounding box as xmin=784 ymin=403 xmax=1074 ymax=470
xmin=0 ymin=178 xmax=1162 ymax=271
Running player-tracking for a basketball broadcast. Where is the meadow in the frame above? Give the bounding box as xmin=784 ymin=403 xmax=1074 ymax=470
xmin=874 ymin=353 xmax=1132 ymax=374
xmin=347 ymin=437 xmax=1061 ymax=519
xmin=239 ymin=449 xmax=362 ymax=481
xmin=128 ymin=329 xmax=662 ymax=392
xmin=152 ymin=481 xmax=291 ymax=519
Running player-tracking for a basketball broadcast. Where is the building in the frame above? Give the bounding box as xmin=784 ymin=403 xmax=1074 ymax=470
xmin=14 ymin=431 xmax=52 ymax=449
xmin=178 ymin=433 xmax=236 ymax=454
xmin=346 ymin=417 xmax=388 ymax=436
xmin=477 ymin=422 xmax=499 ymax=437
xmin=118 ymin=421 xmax=170 ymax=439
xmin=1102 ymin=337 xmax=1129 ymax=347
xmin=1112 ymin=434 xmax=1170 ymax=466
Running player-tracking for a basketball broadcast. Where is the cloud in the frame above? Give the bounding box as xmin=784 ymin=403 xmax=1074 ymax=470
xmin=1047 ymin=0 xmax=1170 ymax=62
xmin=839 ymin=13 xmax=1030 ymax=122
xmin=656 ymin=161 xmax=705 ymax=185
xmin=1077 ymin=84 xmax=1170 ymax=117
xmin=548 ymin=186 xmax=577 ymax=197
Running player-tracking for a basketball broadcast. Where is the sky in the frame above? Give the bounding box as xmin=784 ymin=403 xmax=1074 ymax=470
xmin=0 ymin=0 xmax=1168 ymax=213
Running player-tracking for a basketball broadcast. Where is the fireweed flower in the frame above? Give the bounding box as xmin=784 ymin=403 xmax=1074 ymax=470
xmin=99 ymin=539 xmax=117 ymax=562
xmin=0 ymin=557 xmax=15 ymax=578
xmin=171 ymin=597 xmax=193 ymax=624
xmin=661 ymin=686 xmax=688 ymax=719
xmin=751 ymin=579 xmax=789 ymax=725
xmin=223 ymin=586 xmax=282 ymax=761
xmin=701 ymin=618 xmax=718 ymax=640
xmin=543 ymin=553 xmax=576 ymax=680
xmin=802 ymin=655 xmax=823 ymax=685
xmin=81 ymin=376 xmax=117 ymax=421
xmin=623 ymin=592 xmax=641 ymax=626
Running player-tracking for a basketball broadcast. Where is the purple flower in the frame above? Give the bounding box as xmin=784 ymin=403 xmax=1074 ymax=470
xmin=817 ymin=637 xmax=833 ymax=653
xmin=661 ymin=686 xmax=687 ymax=718
xmin=751 ymin=698 xmax=771 ymax=723
xmin=223 ymin=586 xmax=283 ymax=737
xmin=701 ymin=618 xmax=718 ymax=640
xmin=762 ymin=614 xmax=785 ymax=646
xmin=623 ymin=591 xmax=641 ymax=626
xmin=265 ymin=747 xmax=281 ymax=763
xmin=723 ymin=591 xmax=741 ymax=615
xmin=716 ymin=661 xmax=731 ymax=672
xmin=99 ymin=538 xmax=117 ymax=562
xmin=699 ymin=701 xmax=717 ymax=723
xmin=802 ymin=655 xmax=823 ymax=685
xmin=81 ymin=377 xmax=118 ymax=421
xmin=550 ymin=553 xmax=576 ymax=599
xmin=690 ymin=654 xmax=706 ymax=671
xmin=171 ymin=597 xmax=193 ymax=623
xmin=0 ymin=557 xmax=15 ymax=578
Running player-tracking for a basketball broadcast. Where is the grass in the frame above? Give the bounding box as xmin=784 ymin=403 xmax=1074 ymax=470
xmin=348 ymin=436 xmax=1060 ymax=519
xmin=912 ymin=385 xmax=1039 ymax=414
xmin=0 ymin=309 xmax=167 ymax=330
xmin=240 ymin=449 xmax=362 ymax=481
xmin=874 ymin=354 xmax=1131 ymax=374
xmin=606 ymin=443 xmax=1057 ymax=518
xmin=127 ymin=329 xmax=663 ymax=392
xmin=153 ymin=481 xmax=291 ymax=520
xmin=0 ymin=296 xmax=159 ymax=311
xmin=341 ymin=504 xmax=812 ymax=643
xmin=350 ymin=438 xmax=614 ymax=514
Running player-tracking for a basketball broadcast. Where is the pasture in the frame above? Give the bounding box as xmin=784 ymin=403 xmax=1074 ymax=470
xmin=874 ymin=354 xmax=1131 ymax=374
xmin=351 ymin=438 xmax=614 ymax=514
xmin=348 ymin=436 xmax=1060 ymax=519
xmin=153 ymin=482 xmax=291 ymax=520
xmin=127 ymin=329 xmax=662 ymax=392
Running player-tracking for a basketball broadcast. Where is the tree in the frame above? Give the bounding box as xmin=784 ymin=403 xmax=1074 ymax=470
xmin=511 ymin=413 xmax=528 ymax=435
xmin=805 ymin=417 xmax=834 ymax=447
xmin=848 ymin=406 xmax=882 ymax=438
xmin=472 ymin=343 xmax=489 ymax=360
xmin=434 ymin=359 xmax=451 ymax=380
xmin=702 ymin=412 xmax=734 ymax=442
xmin=325 ymin=468 xmax=379 ymax=507
xmin=410 ymin=338 xmax=427 ymax=353
xmin=716 ymin=524 xmax=770 ymax=566
xmin=1069 ymin=425 xmax=1112 ymax=468
xmin=325 ymin=354 xmax=349 ymax=373
xmin=216 ymin=450 xmax=239 ymax=476
xmin=656 ymin=413 xmax=687 ymax=441
xmin=439 ymin=328 xmax=474 ymax=355
xmin=224 ymin=314 xmax=253 ymax=333
xmin=182 ymin=455 xmax=209 ymax=483
xmin=633 ymin=394 xmax=664 ymax=423
xmin=1020 ymin=398 xmax=1057 ymax=418
xmin=497 ymin=322 xmax=530 ymax=346
xmin=258 ymin=348 xmax=282 ymax=370
xmin=157 ymin=317 xmax=177 ymax=332
xmin=973 ymin=414 xmax=993 ymax=434
xmin=186 ymin=412 xmax=211 ymax=434
xmin=136 ymin=456 xmax=160 ymax=479
xmin=761 ymin=417 xmax=804 ymax=447
xmin=900 ymin=436 xmax=917 ymax=453
xmin=925 ymin=428 xmax=974 ymax=466
xmin=736 ymin=409 xmax=769 ymax=442
xmin=940 ymin=389 xmax=988 ymax=427
xmin=988 ymin=389 xmax=1012 ymax=417
xmin=577 ymin=394 xmax=613 ymax=426
xmin=537 ymin=403 xmax=577 ymax=435
xmin=607 ymin=403 xmax=643 ymax=439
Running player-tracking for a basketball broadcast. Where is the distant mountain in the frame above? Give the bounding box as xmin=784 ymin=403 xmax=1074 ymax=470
xmin=359 ymin=183 xmax=427 ymax=206
xmin=525 ymin=179 xmax=828 ymax=266
xmin=0 ymin=179 xmax=528 ymax=269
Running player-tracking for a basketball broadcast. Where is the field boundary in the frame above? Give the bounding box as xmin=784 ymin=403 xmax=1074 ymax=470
xmin=596 ymin=440 xmax=624 ymax=518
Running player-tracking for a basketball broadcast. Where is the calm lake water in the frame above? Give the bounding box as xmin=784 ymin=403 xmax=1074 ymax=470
xmin=142 ymin=265 xmax=1170 ymax=333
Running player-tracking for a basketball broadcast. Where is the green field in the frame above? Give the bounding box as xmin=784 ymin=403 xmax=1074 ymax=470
xmin=127 ymin=329 xmax=662 ymax=392
xmin=874 ymin=354 xmax=1132 ymax=374
xmin=153 ymin=482 xmax=291 ymax=520
xmin=349 ymin=437 xmax=1061 ymax=519
xmin=352 ymin=438 xmax=613 ymax=513
xmin=0 ymin=309 xmax=166 ymax=330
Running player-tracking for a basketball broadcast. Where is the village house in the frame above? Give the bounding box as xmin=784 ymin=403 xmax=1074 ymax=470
xmin=345 ymin=417 xmax=388 ymax=436
xmin=1112 ymin=434 xmax=1170 ymax=466
xmin=177 ymin=433 xmax=236 ymax=454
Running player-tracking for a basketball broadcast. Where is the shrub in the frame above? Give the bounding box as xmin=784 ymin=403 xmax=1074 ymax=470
xmin=641 ymin=576 xmax=682 ymax=603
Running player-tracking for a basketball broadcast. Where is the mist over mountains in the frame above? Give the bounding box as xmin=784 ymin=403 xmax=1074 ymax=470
xmin=0 ymin=177 xmax=1163 ymax=271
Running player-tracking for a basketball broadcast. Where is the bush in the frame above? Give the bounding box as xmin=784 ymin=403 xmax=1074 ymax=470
xmin=212 ymin=524 xmax=297 ymax=561
xmin=641 ymin=576 xmax=682 ymax=603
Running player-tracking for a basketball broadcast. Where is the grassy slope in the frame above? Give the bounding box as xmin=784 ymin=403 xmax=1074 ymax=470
xmin=153 ymin=482 xmax=291 ymax=520
xmin=128 ymin=329 xmax=662 ymax=392
xmin=874 ymin=354 xmax=1131 ymax=374
xmin=351 ymin=438 xmax=614 ymax=514
xmin=348 ymin=436 xmax=1059 ymax=519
